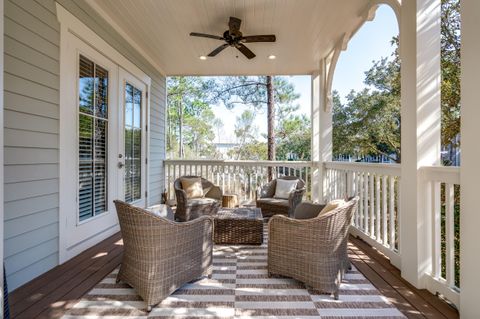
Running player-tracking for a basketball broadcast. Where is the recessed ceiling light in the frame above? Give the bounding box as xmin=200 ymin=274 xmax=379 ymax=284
xmin=268 ymin=55 xmax=276 ymax=60
xmin=199 ymin=55 xmax=207 ymax=60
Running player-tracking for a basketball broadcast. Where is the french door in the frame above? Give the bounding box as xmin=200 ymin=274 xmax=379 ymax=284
xmin=59 ymin=14 xmax=152 ymax=263
xmin=118 ymin=68 xmax=148 ymax=208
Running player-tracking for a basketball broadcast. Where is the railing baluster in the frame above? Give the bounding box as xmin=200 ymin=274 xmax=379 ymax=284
xmin=364 ymin=172 xmax=369 ymax=234
xmin=359 ymin=172 xmax=364 ymax=230
xmin=369 ymin=173 xmax=375 ymax=236
xmin=389 ymin=176 xmax=395 ymax=249
xmin=352 ymin=171 xmax=360 ymax=227
xmin=375 ymin=175 xmax=381 ymax=239
xmin=445 ymin=183 xmax=455 ymax=287
xmin=431 ymin=181 xmax=441 ymax=278
xmin=382 ymin=175 xmax=388 ymax=244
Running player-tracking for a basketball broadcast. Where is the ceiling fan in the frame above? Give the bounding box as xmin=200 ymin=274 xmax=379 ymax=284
xmin=190 ymin=17 xmax=276 ymax=59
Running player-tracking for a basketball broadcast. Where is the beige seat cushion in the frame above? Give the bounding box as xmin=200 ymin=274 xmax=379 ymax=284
xmin=319 ymin=199 xmax=346 ymax=216
xmin=274 ymin=179 xmax=298 ymax=199
xmin=180 ymin=177 xmax=204 ymax=199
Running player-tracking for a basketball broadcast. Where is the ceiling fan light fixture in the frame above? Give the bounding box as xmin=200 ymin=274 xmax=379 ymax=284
xmin=199 ymin=55 xmax=207 ymax=60
xmin=268 ymin=55 xmax=276 ymax=60
xmin=190 ymin=17 xmax=276 ymax=60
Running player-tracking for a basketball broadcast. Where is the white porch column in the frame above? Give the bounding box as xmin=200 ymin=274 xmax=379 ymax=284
xmin=311 ymin=59 xmax=332 ymax=203
xmin=460 ymin=1 xmax=480 ymax=316
xmin=399 ymin=0 xmax=441 ymax=287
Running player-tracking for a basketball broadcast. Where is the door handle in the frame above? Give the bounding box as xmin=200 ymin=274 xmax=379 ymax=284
xmin=117 ymin=162 xmax=125 ymax=169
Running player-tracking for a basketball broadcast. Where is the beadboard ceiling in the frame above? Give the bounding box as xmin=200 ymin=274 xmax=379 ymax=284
xmin=88 ymin=0 xmax=372 ymax=76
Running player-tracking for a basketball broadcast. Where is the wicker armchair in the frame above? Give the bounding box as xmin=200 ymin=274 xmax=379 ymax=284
xmin=256 ymin=176 xmax=305 ymax=217
xmin=174 ymin=176 xmax=222 ymax=221
xmin=267 ymin=197 xmax=359 ymax=299
xmin=114 ymin=200 xmax=213 ymax=310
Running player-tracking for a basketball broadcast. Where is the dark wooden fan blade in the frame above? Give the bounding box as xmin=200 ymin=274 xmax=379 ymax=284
xmin=242 ymin=35 xmax=276 ymax=43
xmin=190 ymin=32 xmax=224 ymax=40
xmin=207 ymin=43 xmax=230 ymax=57
xmin=235 ymin=43 xmax=256 ymax=59
xmin=229 ymin=17 xmax=242 ymax=34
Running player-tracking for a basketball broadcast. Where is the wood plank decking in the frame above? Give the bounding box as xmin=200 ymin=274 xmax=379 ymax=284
xmin=9 ymin=232 xmax=459 ymax=319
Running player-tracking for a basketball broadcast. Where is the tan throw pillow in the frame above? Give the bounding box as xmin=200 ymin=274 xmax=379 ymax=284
xmin=274 ymin=179 xmax=298 ymax=199
xmin=180 ymin=177 xmax=204 ymax=199
xmin=319 ymin=199 xmax=346 ymax=216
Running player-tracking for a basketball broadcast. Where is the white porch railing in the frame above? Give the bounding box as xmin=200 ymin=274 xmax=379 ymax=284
xmin=164 ymin=159 xmax=460 ymax=308
xmin=421 ymin=166 xmax=460 ymax=308
xmin=323 ymin=162 xmax=402 ymax=267
xmin=164 ymin=160 xmax=314 ymax=204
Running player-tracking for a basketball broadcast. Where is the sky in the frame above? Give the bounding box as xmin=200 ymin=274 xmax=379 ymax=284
xmin=211 ymin=5 xmax=399 ymax=143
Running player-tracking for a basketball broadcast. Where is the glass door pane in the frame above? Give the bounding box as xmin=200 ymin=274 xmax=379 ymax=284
xmin=124 ymin=82 xmax=142 ymax=203
xmin=78 ymin=55 xmax=109 ymax=222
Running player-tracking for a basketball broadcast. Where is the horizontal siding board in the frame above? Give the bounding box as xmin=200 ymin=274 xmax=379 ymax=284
xmin=34 ymin=0 xmax=57 ymax=14
xmin=4 ymin=147 xmax=58 ymax=165
xmin=5 ymin=91 xmax=59 ymax=119
xmin=5 ymin=17 xmax=59 ymax=59
xmin=5 ymin=0 xmax=59 ymax=43
xmin=4 ymin=209 xmax=58 ymax=239
xmin=5 ymin=179 xmax=59 ymax=202
xmin=5 ymin=35 xmax=58 ymax=73
xmin=5 ymin=237 xmax=59 ymax=275
xmin=5 ymin=73 xmax=59 ymax=104
xmin=4 ymin=193 xmax=58 ymax=221
xmin=6 ymin=253 xmax=58 ymax=290
xmin=5 ymin=128 xmax=59 ymax=148
xmin=5 ymin=163 xmax=59 ymax=183
xmin=5 ymin=54 xmax=59 ymax=89
xmin=5 ymin=110 xmax=59 ymax=134
xmin=13 ymin=0 xmax=60 ymax=31
xmin=4 ymin=222 xmax=58 ymax=258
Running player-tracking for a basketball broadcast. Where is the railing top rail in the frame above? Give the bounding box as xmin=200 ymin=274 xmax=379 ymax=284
xmin=324 ymin=161 xmax=401 ymax=175
xmin=420 ymin=165 xmax=460 ymax=184
xmin=164 ymin=159 xmax=315 ymax=167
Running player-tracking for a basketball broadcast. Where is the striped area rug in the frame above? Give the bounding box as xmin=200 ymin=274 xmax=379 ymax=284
xmin=62 ymin=226 xmax=406 ymax=319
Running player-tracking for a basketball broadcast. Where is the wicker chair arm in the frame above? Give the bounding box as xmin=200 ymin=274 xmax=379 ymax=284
xmin=174 ymin=187 xmax=188 ymax=204
xmin=288 ymin=187 xmax=305 ymax=207
xmin=205 ymin=185 xmax=222 ymax=200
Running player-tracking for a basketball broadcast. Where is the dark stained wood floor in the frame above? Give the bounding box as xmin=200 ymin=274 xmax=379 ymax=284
xmin=9 ymin=232 xmax=459 ymax=319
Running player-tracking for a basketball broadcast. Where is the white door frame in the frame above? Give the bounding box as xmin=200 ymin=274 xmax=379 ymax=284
xmin=118 ymin=67 xmax=149 ymax=208
xmin=57 ymin=4 xmax=151 ymax=263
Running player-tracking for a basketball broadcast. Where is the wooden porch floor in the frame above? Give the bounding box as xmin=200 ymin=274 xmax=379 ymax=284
xmin=9 ymin=232 xmax=459 ymax=319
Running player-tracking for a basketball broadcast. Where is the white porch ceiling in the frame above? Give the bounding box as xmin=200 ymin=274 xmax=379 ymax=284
xmin=89 ymin=0 xmax=372 ymax=76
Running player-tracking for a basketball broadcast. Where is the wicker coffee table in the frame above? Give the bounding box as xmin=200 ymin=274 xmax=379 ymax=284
xmin=214 ymin=207 xmax=263 ymax=245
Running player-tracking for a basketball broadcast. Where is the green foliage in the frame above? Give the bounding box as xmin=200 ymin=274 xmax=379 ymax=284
xmin=211 ymin=76 xmax=299 ymax=111
xmin=211 ymin=76 xmax=303 ymax=161
xmin=441 ymin=0 xmax=461 ymax=147
xmin=167 ymin=76 xmax=221 ymax=159
xmin=333 ymin=38 xmax=401 ymax=163
xmin=229 ymin=110 xmax=261 ymax=160
xmin=276 ymin=114 xmax=312 ymax=161
xmin=227 ymin=141 xmax=268 ymax=161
